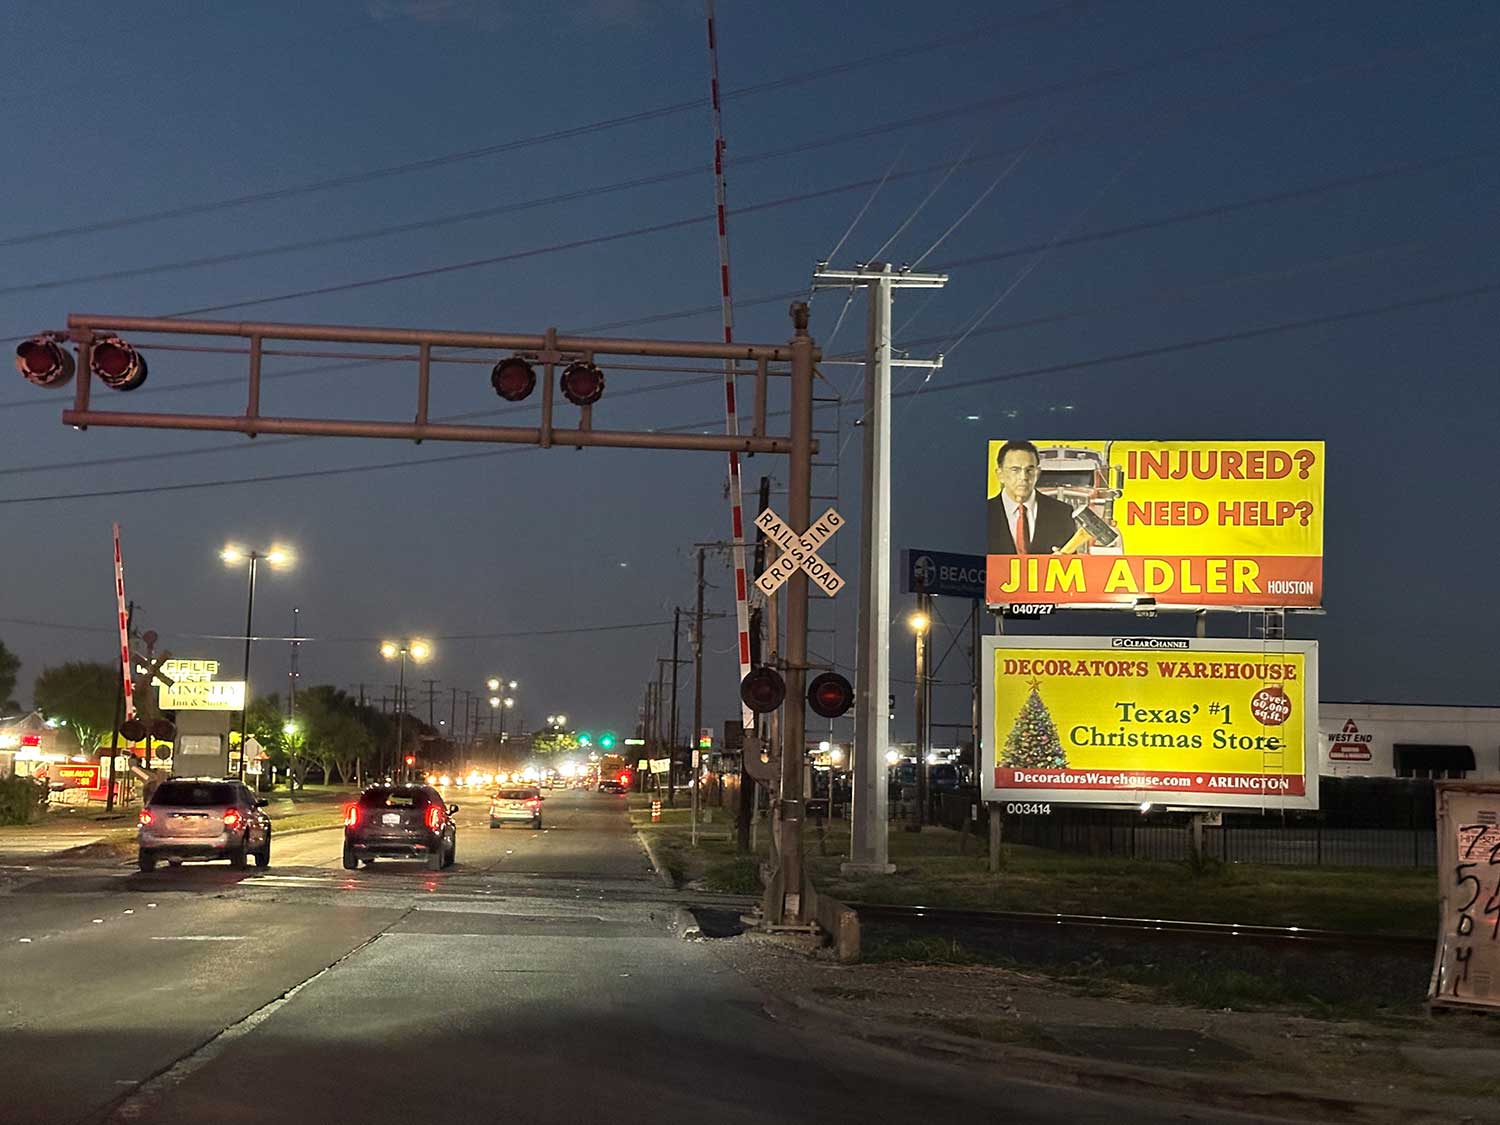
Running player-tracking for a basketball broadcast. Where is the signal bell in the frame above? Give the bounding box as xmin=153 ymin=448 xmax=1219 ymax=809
xmin=740 ymin=667 xmax=786 ymax=714
xmin=807 ymin=672 xmax=855 ymax=719
xmin=491 ymin=356 xmax=536 ymax=402
xmin=90 ymin=335 xmax=148 ymax=391
xmin=15 ymin=336 xmax=75 ymax=387
xmin=560 ymin=361 xmax=604 ymax=406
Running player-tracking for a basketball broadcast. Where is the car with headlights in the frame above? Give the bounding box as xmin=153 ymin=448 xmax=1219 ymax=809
xmin=343 ymin=784 xmax=457 ymax=871
xmin=489 ymin=786 xmax=544 ymax=828
xmin=137 ymin=778 xmax=271 ymax=872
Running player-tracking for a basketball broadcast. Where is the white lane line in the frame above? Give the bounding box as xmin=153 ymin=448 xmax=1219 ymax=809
xmin=150 ymin=936 xmax=249 ymax=942
xmin=105 ymin=907 xmax=413 ymax=1122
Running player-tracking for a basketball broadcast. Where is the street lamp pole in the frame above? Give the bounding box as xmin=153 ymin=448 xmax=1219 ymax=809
xmin=395 ymin=650 xmax=408 ymax=782
xmin=238 ymin=553 xmax=258 ymax=783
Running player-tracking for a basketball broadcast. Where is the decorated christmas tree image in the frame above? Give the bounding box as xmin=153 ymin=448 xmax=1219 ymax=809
xmin=1001 ymin=678 xmax=1069 ymax=769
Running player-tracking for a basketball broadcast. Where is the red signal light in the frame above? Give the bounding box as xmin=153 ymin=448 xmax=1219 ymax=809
xmin=560 ymin=361 xmax=604 ymax=406
xmin=89 ymin=335 xmax=148 ymax=390
xmin=807 ymin=672 xmax=855 ymax=719
xmin=740 ymin=667 xmax=786 ymax=714
xmin=405 ymin=755 xmax=416 ymax=767
xmin=15 ymin=336 xmax=75 ymax=387
xmin=491 ymin=356 xmax=537 ymax=402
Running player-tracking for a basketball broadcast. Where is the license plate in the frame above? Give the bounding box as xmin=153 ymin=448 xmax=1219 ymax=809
xmin=382 ymin=813 xmax=401 ymax=826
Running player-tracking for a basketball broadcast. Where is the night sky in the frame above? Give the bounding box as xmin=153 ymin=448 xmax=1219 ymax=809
xmin=2 ymin=0 xmax=1495 ymax=745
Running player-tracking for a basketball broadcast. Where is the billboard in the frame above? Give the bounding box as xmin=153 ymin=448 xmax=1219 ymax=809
xmin=980 ymin=636 xmax=1318 ymax=810
xmin=984 ymin=440 xmax=1324 ymax=609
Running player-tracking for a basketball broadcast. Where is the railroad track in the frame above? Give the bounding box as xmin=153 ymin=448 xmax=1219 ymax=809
xmin=847 ymin=901 xmax=1434 ymax=957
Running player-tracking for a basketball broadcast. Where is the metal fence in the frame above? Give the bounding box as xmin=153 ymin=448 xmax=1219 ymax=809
xmin=936 ymin=778 xmax=1441 ymax=869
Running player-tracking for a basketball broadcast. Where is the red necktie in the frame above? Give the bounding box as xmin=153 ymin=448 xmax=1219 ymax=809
xmin=1014 ymin=505 xmax=1029 ymax=554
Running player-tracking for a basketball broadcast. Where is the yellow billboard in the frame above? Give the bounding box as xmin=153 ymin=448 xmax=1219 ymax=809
xmin=985 ymin=439 xmax=1324 ymax=608
xmin=981 ymin=637 xmax=1318 ymax=809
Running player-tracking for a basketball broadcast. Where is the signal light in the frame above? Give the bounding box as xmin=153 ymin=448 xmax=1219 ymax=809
xmin=149 ymin=718 xmax=176 ymax=743
xmin=90 ymin=335 xmax=148 ymax=390
xmin=599 ymin=731 xmax=616 ymax=749
xmin=808 ymin=672 xmax=855 ymax=719
xmin=15 ymin=336 xmax=74 ymax=387
xmin=119 ymin=718 xmax=148 ymax=742
xmin=560 ymin=361 xmax=604 ymax=406
xmin=578 ymin=732 xmax=593 ymax=747
xmin=740 ymin=667 xmax=786 ymax=713
xmin=405 ymin=754 xmax=416 ymax=767
xmin=491 ymin=356 xmax=536 ymax=402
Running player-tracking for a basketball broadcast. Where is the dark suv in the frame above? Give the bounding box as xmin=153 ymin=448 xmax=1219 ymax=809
xmin=138 ymin=778 xmax=271 ymax=872
xmin=343 ymin=785 xmax=457 ymax=871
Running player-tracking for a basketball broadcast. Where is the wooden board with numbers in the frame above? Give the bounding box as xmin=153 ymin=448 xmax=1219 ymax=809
xmin=1431 ymin=782 xmax=1500 ymax=1009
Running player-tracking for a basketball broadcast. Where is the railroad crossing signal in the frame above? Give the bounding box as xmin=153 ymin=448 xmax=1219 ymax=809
xmin=753 ymin=506 xmax=845 ymax=597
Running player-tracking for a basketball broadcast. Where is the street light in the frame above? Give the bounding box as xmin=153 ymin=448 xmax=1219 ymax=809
xmin=381 ymin=638 xmax=433 ymax=782
xmin=222 ymin=544 xmax=294 ymax=783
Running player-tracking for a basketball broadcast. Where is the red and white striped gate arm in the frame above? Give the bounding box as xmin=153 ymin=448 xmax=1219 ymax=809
xmin=706 ymin=1 xmax=754 ymax=732
xmin=112 ymin=522 xmax=135 ymax=721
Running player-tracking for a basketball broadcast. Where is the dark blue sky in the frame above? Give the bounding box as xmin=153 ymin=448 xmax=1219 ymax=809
xmin=2 ymin=0 xmax=1496 ymax=742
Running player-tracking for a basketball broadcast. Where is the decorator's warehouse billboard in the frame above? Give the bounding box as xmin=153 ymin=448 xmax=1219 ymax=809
xmin=981 ymin=637 xmax=1319 ymax=810
xmin=985 ymin=440 xmax=1324 ymax=608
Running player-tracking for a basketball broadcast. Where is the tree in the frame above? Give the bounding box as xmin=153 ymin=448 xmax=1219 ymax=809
xmin=33 ymin=661 xmax=118 ymax=752
xmin=1000 ymin=679 xmax=1068 ymax=770
xmin=0 ymin=639 xmax=20 ymax=713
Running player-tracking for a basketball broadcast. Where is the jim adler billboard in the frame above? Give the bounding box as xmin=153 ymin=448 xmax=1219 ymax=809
xmin=981 ymin=636 xmax=1319 ymax=811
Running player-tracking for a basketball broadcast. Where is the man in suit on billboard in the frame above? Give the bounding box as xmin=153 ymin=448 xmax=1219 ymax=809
xmin=987 ymin=439 xmax=1077 ymax=554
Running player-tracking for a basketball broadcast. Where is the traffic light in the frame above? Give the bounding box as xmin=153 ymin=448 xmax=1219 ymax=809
xmin=119 ymin=718 xmax=147 ymax=742
xmin=405 ymin=754 xmax=416 ymax=767
xmin=15 ymin=336 xmax=74 ymax=387
xmin=807 ymin=672 xmax=855 ymax=719
xmin=560 ymin=361 xmax=605 ymax=406
xmin=578 ymin=732 xmax=593 ymax=748
xmin=149 ymin=718 xmax=176 ymax=743
xmin=599 ymin=731 xmax=616 ymax=749
xmin=740 ymin=667 xmax=786 ymax=713
xmin=89 ymin=335 xmax=148 ymax=390
xmin=491 ymin=356 xmax=536 ymax=401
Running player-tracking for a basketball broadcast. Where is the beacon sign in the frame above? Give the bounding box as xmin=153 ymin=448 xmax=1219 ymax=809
xmin=902 ymin=548 xmax=986 ymax=600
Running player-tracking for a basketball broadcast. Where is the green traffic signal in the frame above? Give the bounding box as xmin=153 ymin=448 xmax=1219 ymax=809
xmin=599 ymin=731 xmax=616 ymax=749
xmin=578 ymin=731 xmax=593 ymax=747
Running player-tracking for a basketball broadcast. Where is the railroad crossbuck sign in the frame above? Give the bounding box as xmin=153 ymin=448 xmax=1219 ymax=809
xmin=754 ymin=507 xmax=845 ymax=597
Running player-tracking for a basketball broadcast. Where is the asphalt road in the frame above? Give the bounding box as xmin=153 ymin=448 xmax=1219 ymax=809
xmin=0 ymin=790 xmax=1288 ymax=1124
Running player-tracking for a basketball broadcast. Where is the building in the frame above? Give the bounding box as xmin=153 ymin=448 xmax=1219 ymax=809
xmin=1320 ymin=703 xmax=1500 ymax=781
xmin=0 ymin=711 xmax=84 ymax=780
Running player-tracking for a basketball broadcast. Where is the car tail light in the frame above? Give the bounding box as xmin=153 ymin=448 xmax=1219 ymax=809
xmin=223 ymin=809 xmax=242 ymax=829
xmin=138 ymin=810 xmax=153 ymax=827
xmin=526 ymin=798 xmax=541 ymax=810
xmin=344 ymin=804 xmax=359 ymax=828
xmin=424 ymin=804 xmax=444 ymax=831
xmin=620 ymin=770 xmax=631 ymax=786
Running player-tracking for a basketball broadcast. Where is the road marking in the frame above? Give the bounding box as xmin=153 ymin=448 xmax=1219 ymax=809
xmin=150 ymin=935 xmax=248 ymax=942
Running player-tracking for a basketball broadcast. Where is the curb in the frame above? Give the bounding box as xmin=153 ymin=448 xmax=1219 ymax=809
xmin=670 ymin=906 xmax=701 ymax=939
xmin=635 ymin=830 xmax=676 ymax=889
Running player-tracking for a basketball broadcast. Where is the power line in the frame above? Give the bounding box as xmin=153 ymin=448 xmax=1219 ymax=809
xmin=4 ymin=281 xmax=1492 ymax=506
xmin=0 ymin=14 xmax=1360 ymax=301
xmin=0 ymin=2 xmax=1085 ymax=250
xmin=3 ymin=30 xmax=1485 ymax=345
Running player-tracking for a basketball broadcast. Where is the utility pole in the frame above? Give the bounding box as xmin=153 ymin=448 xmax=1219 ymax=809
xmin=657 ymin=657 xmax=671 ymax=804
xmin=692 ymin=546 xmax=706 ymax=845
xmin=450 ymin=687 xmax=458 ymax=768
xmin=670 ymin=608 xmax=681 ymax=764
xmin=424 ymin=679 xmax=439 ymax=727
xmin=288 ymin=606 xmax=301 ymax=719
xmin=813 ymin=262 xmax=946 ymax=876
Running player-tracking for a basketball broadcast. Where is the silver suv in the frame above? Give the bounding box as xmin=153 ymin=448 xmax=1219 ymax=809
xmin=138 ymin=778 xmax=271 ymax=872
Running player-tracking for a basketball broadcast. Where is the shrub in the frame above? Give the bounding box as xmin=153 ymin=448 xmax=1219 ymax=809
xmin=0 ymin=775 xmax=48 ymax=825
